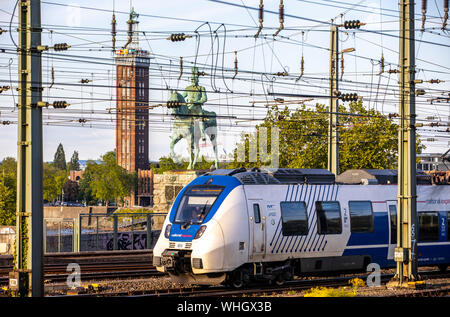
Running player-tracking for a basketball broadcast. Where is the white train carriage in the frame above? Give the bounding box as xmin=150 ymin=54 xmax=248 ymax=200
xmin=153 ymin=168 xmax=450 ymax=287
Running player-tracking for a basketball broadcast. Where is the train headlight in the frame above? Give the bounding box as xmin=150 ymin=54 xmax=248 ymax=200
xmin=194 ymin=225 xmax=207 ymax=239
xmin=164 ymin=224 xmax=172 ymax=239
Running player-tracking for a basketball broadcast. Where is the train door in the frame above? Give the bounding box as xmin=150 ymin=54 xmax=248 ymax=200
xmin=386 ymin=201 xmax=397 ymax=260
xmin=249 ymin=200 xmax=266 ymax=258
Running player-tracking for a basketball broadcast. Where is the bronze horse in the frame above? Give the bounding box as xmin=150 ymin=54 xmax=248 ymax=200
xmin=168 ymin=91 xmax=219 ymax=169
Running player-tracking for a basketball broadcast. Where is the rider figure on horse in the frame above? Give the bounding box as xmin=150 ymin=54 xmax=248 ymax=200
xmin=182 ymin=67 xmax=207 ymax=141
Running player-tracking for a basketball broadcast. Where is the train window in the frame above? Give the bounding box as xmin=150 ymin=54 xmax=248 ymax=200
xmin=173 ymin=185 xmax=224 ymax=225
xmin=389 ymin=205 xmax=397 ymax=244
xmin=280 ymin=202 xmax=308 ymax=236
xmin=418 ymin=212 xmax=439 ymax=242
xmin=348 ymin=201 xmax=374 ymax=233
xmin=316 ymin=201 xmax=342 ymax=235
xmin=253 ymin=204 xmax=261 ymax=224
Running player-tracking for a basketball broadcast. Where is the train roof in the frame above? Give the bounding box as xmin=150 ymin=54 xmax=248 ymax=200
xmin=335 ymin=169 xmax=432 ymax=185
xmin=203 ymin=168 xmax=447 ymax=185
xmin=204 ymin=168 xmax=335 ymax=185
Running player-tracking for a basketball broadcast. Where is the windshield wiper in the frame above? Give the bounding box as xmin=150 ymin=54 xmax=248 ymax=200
xmin=182 ymin=219 xmax=193 ymax=229
xmin=199 ymin=202 xmax=208 ymax=218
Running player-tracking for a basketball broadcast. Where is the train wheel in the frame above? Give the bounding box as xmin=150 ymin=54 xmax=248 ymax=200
xmin=438 ymin=264 xmax=448 ymax=272
xmin=231 ymin=278 xmax=244 ymax=289
xmin=274 ymin=275 xmax=285 ymax=286
xmin=227 ymin=271 xmax=244 ymax=289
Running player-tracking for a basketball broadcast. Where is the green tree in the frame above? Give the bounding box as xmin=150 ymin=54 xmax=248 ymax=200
xmin=153 ymin=156 xmax=218 ymax=174
xmin=229 ymin=101 xmax=424 ymax=171
xmin=53 ymin=143 xmax=66 ymax=170
xmin=154 ymin=156 xmax=187 ymax=173
xmin=68 ymin=150 xmax=80 ymax=171
xmin=89 ymin=151 xmax=136 ymax=206
xmin=0 ymin=181 xmax=15 ymax=225
xmin=78 ymin=160 xmax=98 ymax=205
xmin=43 ymin=163 xmax=67 ymax=202
xmin=62 ymin=179 xmax=79 ymax=201
xmin=0 ymin=157 xmax=17 ymax=225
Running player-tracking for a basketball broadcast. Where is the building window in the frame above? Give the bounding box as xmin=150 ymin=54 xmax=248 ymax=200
xmin=316 ymin=201 xmax=342 ymax=235
xmin=349 ymin=201 xmax=374 ymax=233
xmin=253 ymin=204 xmax=261 ymax=224
xmin=418 ymin=212 xmax=439 ymax=242
xmin=280 ymin=201 xmax=308 ymax=236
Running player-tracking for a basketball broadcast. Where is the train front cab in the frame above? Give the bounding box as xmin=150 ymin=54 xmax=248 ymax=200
xmin=153 ymin=175 xmax=247 ymax=285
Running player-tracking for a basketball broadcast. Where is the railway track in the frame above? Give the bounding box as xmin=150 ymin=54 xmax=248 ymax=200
xmin=1 ymin=250 xmax=448 ymax=298
xmin=56 ymin=270 xmax=450 ymax=297
xmin=0 ymin=250 xmax=158 ymax=285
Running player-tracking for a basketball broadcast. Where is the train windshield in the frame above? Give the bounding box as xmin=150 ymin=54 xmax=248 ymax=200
xmin=174 ymin=185 xmax=224 ymax=225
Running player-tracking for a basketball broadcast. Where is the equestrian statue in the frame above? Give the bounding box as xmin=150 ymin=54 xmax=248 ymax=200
xmin=168 ymin=67 xmax=219 ymax=170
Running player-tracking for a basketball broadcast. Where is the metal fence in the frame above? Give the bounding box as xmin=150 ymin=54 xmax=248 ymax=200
xmin=44 ymin=218 xmax=75 ymax=253
xmin=44 ymin=213 xmax=167 ymax=253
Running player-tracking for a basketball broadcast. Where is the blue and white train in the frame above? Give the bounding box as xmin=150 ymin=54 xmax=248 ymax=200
xmin=153 ymin=168 xmax=450 ymax=287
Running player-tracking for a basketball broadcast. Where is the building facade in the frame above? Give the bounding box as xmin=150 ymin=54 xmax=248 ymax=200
xmin=115 ymin=50 xmax=150 ymax=173
xmin=417 ymin=153 xmax=449 ymax=171
xmin=114 ymin=9 xmax=152 ymax=207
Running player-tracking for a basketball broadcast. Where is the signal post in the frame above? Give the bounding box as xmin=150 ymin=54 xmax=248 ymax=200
xmin=389 ymin=0 xmax=421 ymax=288
xmin=13 ymin=0 xmax=44 ymax=297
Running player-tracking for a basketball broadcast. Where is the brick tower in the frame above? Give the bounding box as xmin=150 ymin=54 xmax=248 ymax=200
xmin=114 ymin=8 xmax=152 ymax=206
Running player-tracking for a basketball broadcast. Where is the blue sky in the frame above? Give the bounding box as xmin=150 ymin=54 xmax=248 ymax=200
xmin=0 ymin=0 xmax=449 ymax=163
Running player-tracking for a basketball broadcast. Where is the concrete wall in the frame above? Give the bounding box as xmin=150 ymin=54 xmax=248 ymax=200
xmin=152 ymin=170 xmax=206 ymax=212
xmin=44 ymin=206 xmax=115 ymax=219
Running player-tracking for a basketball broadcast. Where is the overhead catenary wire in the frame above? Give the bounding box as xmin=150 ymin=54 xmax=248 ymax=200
xmin=0 ymin=0 xmax=448 ymax=159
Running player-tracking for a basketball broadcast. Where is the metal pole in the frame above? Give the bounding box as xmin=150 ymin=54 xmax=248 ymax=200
xmin=96 ymin=215 xmax=99 ymax=251
xmin=78 ymin=214 xmax=82 ymax=252
xmin=146 ymin=215 xmax=152 ymax=249
xmin=113 ymin=214 xmax=118 ymax=250
xmin=42 ymin=220 xmax=46 ymax=254
xmin=15 ymin=0 xmax=44 ymax=297
xmin=58 ymin=221 xmax=61 ymax=253
xmin=328 ymin=25 xmax=339 ymax=176
xmin=391 ymin=0 xmax=419 ymax=287
xmin=71 ymin=219 xmax=75 ymax=252
xmin=131 ymin=216 xmax=134 ymax=250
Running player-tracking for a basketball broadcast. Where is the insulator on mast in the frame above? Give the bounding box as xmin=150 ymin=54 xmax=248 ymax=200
xmin=340 ymin=55 xmax=344 ymax=80
xmin=178 ymin=57 xmax=183 ymax=81
xmin=273 ymin=0 xmax=284 ymax=37
xmin=167 ymin=33 xmax=192 ymax=42
xmin=296 ymin=56 xmax=304 ymax=81
xmin=49 ymin=66 xmax=54 ymax=89
xmin=421 ymin=0 xmax=427 ymax=31
xmin=0 ymin=86 xmax=10 ymax=93
xmin=112 ymin=12 xmax=117 ymax=51
xmin=274 ymin=71 xmax=288 ymax=76
xmin=52 ymin=101 xmax=70 ymax=108
xmin=254 ymin=0 xmax=264 ymax=38
xmin=443 ymin=0 xmax=449 ymax=30
xmin=123 ymin=9 xmax=138 ymax=49
xmin=232 ymin=51 xmax=238 ymax=80
xmin=378 ymin=53 xmax=385 ymax=75
xmin=52 ymin=43 xmax=70 ymax=51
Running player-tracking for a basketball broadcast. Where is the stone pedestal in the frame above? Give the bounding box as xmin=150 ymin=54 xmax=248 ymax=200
xmin=152 ymin=170 xmax=208 ymax=212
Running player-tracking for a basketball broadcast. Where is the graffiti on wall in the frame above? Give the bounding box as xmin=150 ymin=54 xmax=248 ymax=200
xmin=106 ymin=232 xmax=147 ymax=250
